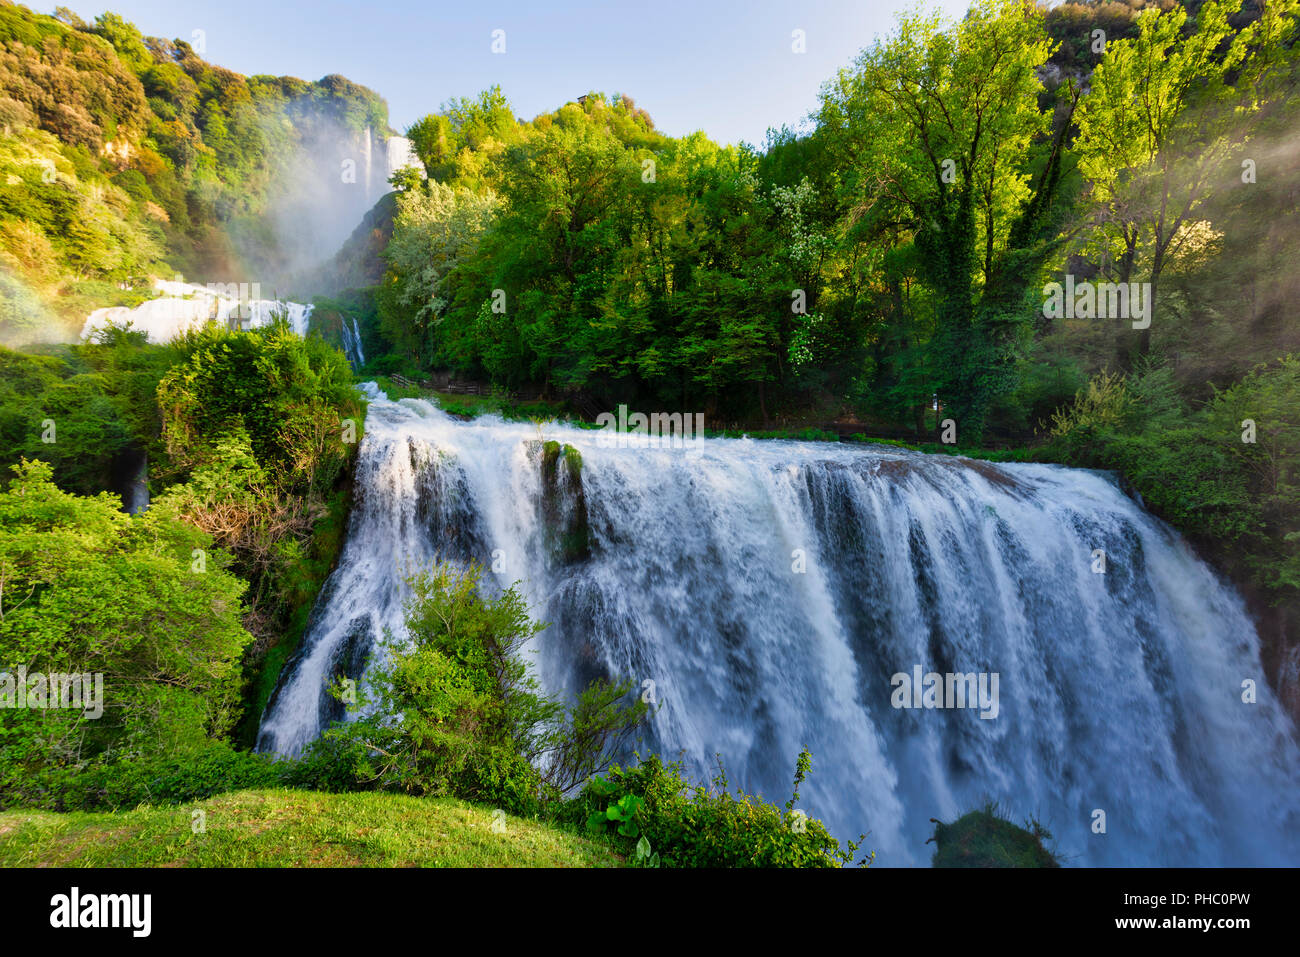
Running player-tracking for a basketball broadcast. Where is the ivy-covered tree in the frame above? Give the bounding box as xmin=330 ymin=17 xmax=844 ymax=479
xmin=817 ymin=0 xmax=1062 ymax=438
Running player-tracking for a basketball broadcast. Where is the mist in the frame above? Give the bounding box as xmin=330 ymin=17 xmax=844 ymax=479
xmin=225 ymin=108 xmax=417 ymax=298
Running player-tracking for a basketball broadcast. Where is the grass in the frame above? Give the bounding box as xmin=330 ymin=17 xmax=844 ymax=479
xmin=0 ymin=788 xmax=624 ymax=868
xmin=426 ymin=391 xmax=565 ymax=421
xmin=369 ymin=374 xmax=428 ymax=401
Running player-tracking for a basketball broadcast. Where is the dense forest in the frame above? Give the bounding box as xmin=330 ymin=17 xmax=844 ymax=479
xmin=0 ymin=0 xmax=1298 ymax=867
xmin=366 ymin=0 xmax=1297 ymax=438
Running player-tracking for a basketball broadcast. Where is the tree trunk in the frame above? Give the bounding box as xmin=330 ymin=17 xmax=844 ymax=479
xmin=1140 ymin=250 xmax=1162 ymax=359
xmin=1116 ymin=230 xmax=1138 ymax=369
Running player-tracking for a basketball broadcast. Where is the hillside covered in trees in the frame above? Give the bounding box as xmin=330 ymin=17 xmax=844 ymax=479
xmin=366 ymin=0 xmax=1296 ymax=435
xmin=0 ymin=1 xmax=392 ymax=342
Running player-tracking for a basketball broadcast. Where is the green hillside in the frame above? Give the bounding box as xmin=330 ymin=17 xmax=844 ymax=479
xmin=0 ymin=1 xmax=390 ymax=341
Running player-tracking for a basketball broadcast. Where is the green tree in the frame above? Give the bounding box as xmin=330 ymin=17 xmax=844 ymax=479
xmin=817 ymin=0 xmax=1061 ymax=438
xmin=1073 ymin=0 xmax=1300 ymax=359
xmin=0 ymin=459 xmax=253 ymax=801
xmin=379 ymin=180 xmax=499 ymax=364
xmin=406 ymin=86 xmax=519 ymax=187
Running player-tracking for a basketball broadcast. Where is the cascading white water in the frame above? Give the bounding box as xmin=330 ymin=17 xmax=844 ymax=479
xmin=256 ymin=384 xmax=1300 ymax=866
xmin=340 ymin=316 xmax=365 ymax=369
xmin=385 ymin=135 xmax=421 ymax=182
xmin=81 ymin=279 xmax=312 ymax=343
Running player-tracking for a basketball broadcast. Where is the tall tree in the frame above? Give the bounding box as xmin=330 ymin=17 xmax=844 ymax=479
xmin=1074 ymin=0 xmax=1300 ymax=360
xmin=818 ymin=0 xmax=1057 ymax=438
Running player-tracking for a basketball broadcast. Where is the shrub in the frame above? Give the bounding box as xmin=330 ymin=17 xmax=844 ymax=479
xmin=156 ymin=320 xmax=364 ymax=705
xmin=307 ymin=560 xmax=647 ymax=815
xmin=21 ymin=743 xmax=287 ymax=812
xmin=0 ymin=460 xmax=255 ymax=805
xmin=929 ymin=804 xmax=1060 ymax=867
xmin=159 ymin=318 xmax=361 ymax=497
xmin=562 ymin=750 xmax=871 ymax=868
xmin=1045 ymin=369 xmax=1130 ymax=438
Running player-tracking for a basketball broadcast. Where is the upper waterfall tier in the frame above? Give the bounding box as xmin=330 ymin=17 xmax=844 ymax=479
xmin=81 ymin=279 xmax=312 ymax=343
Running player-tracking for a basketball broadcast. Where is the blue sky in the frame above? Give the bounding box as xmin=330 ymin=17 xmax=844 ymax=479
xmin=59 ymin=0 xmax=973 ymax=146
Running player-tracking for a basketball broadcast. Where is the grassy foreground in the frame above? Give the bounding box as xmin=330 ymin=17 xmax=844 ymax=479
xmin=0 ymin=789 xmax=623 ymax=868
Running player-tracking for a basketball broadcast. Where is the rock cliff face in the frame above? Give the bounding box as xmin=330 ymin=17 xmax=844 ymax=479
xmin=307 ymin=191 xmax=398 ymax=296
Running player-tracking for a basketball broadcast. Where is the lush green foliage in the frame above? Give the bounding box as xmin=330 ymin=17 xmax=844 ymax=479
xmin=364 ymin=0 xmax=1298 ymax=447
xmin=151 ymin=319 xmax=363 ymax=735
xmin=22 ymin=742 xmax=286 ymax=812
xmin=1072 ymin=0 xmax=1297 ymax=360
xmin=0 ymin=329 xmax=176 ymax=494
xmin=379 ymin=89 xmax=844 ymax=420
xmin=158 ymin=317 xmax=359 ymax=493
xmin=362 ymin=0 xmax=1100 ymax=436
xmin=0 ymin=3 xmax=391 ymax=339
xmin=0 ymin=459 xmax=254 ymax=806
xmin=378 ymin=180 xmax=498 ymax=365
xmin=303 ymin=561 xmax=647 ymax=814
xmin=0 ymin=318 xmax=365 ymax=755
xmin=561 ymin=751 xmax=871 ymax=868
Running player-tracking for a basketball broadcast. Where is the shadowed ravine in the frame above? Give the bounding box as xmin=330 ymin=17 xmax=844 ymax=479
xmin=256 ymin=383 xmax=1300 ymax=866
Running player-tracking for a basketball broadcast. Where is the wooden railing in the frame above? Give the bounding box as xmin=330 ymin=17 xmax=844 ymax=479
xmin=388 ymin=373 xmax=543 ymax=403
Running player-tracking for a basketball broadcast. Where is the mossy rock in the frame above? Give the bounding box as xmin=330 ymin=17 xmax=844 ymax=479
xmin=562 ymin=443 xmax=583 ymax=475
xmin=930 ymin=805 xmax=1060 ymax=867
xmin=535 ymin=440 xmax=590 ymax=562
xmin=539 ymin=440 xmax=582 ymax=478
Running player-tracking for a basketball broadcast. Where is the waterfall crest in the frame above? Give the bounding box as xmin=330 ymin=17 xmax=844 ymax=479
xmin=256 ymin=384 xmax=1300 ymax=866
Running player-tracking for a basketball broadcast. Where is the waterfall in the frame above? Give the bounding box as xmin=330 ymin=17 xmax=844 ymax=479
xmin=385 ymin=135 xmax=421 ymax=181
xmin=126 ymin=451 xmax=148 ymax=515
xmin=256 ymin=384 xmax=1300 ymax=866
xmin=81 ymin=279 xmax=312 ymax=343
xmin=341 ymin=316 xmax=365 ymax=369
